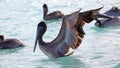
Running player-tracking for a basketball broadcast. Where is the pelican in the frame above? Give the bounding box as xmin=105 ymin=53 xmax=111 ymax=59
xmin=34 ymin=8 xmax=111 ymax=58
xmin=95 ymin=6 xmax=120 ymax=27
xmin=104 ymin=6 xmax=120 ymax=16
xmin=0 ymin=35 xmax=25 ymax=49
xmin=95 ymin=16 xmax=120 ymax=27
xmin=43 ymin=4 xmax=64 ymax=20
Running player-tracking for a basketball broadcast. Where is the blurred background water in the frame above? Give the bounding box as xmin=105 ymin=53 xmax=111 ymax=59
xmin=0 ymin=0 xmax=120 ymax=68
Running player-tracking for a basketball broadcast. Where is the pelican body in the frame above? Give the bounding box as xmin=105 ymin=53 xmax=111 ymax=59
xmin=43 ymin=4 xmax=64 ymax=20
xmin=34 ymin=7 xmax=110 ymax=58
xmin=0 ymin=35 xmax=25 ymax=49
xmin=95 ymin=6 xmax=120 ymax=27
xmin=104 ymin=6 xmax=120 ymax=16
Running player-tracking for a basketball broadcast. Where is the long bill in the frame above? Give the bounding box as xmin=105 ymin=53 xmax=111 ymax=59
xmin=33 ymin=27 xmax=39 ymax=52
xmin=33 ymin=35 xmax=38 ymax=52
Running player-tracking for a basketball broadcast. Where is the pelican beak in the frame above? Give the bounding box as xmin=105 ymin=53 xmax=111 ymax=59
xmin=33 ymin=36 xmax=37 ymax=52
xmin=33 ymin=27 xmax=39 ymax=52
xmin=97 ymin=13 xmax=112 ymax=18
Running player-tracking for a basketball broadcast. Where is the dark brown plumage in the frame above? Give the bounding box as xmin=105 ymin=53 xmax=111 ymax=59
xmin=0 ymin=35 xmax=25 ymax=49
xmin=43 ymin=4 xmax=64 ymax=20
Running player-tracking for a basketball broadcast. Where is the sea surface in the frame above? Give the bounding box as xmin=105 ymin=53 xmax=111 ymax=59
xmin=0 ymin=0 xmax=120 ymax=68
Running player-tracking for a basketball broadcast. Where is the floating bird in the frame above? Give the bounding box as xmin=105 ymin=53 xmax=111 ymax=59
xmin=43 ymin=4 xmax=64 ymax=20
xmin=95 ymin=6 xmax=120 ymax=27
xmin=34 ymin=8 xmax=110 ymax=58
xmin=0 ymin=35 xmax=25 ymax=49
xmin=95 ymin=16 xmax=120 ymax=27
xmin=104 ymin=6 xmax=120 ymax=16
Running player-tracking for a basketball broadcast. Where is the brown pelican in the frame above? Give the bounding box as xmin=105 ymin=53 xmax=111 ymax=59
xmin=43 ymin=4 xmax=64 ymax=20
xmin=0 ymin=35 xmax=25 ymax=49
xmin=34 ymin=8 xmax=111 ymax=58
xmin=104 ymin=6 xmax=120 ymax=16
xmin=95 ymin=6 xmax=120 ymax=27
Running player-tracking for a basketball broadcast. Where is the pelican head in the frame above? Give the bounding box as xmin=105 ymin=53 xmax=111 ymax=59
xmin=33 ymin=21 xmax=47 ymax=52
xmin=43 ymin=4 xmax=48 ymax=18
xmin=43 ymin=4 xmax=47 ymax=9
xmin=112 ymin=6 xmax=119 ymax=11
xmin=95 ymin=18 xmax=102 ymax=26
xmin=0 ymin=35 xmax=4 ymax=41
xmin=43 ymin=4 xmax=48 ymax=12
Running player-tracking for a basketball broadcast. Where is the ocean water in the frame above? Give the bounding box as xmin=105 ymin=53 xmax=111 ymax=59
xmin=0 ymin=0 xmax=120 ymax=68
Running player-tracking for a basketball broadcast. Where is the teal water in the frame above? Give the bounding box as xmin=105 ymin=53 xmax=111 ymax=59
xmin=0 ymin=0 xmax=120 ymax=68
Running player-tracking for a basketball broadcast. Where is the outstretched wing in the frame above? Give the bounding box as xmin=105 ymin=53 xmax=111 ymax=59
xmin=57 ymin=10 xmax=82 ymax=55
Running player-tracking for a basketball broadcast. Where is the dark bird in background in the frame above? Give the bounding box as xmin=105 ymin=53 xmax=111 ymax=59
xmin=104 ymin=6 xmax=120 ymax=16
xmin=43 ymin=4 xmax=64 ymax=20
xmin=0 ymin=35 xmax=25 ymax=49
xmin=34 ymin=7 xmax=111 ymax=58
xmin=95 ymin=6 xmax=120 ymax=27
